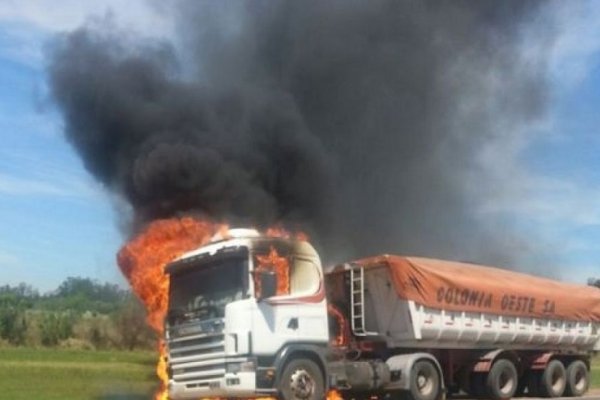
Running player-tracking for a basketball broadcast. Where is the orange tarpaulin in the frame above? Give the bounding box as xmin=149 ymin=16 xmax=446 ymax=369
xmin=354 ymin=255 xmax=600 ymax=322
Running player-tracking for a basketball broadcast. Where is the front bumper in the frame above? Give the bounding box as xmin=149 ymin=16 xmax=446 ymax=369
xmin=169 ymin=371 xmax=257 ymax=399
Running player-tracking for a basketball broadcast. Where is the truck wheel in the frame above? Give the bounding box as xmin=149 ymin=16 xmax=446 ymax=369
xmin=279 ymin=358 xmax=325 ymax=400
xmin=407 ymin=360 xmax=442 ymax=400
xmin=564 ymin=360 xmax=589 ymax=397
xmin=485 ymin=359 xmax=518 ymax=400
xmin=537 ymin=360 xmax=567 ymax=398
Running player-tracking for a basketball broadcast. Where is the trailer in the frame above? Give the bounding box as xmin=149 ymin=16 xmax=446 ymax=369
xmin=326 ymin=256 xmax=599 ymax=399
xmin=164 ymin=230 xmax=600 ymax=400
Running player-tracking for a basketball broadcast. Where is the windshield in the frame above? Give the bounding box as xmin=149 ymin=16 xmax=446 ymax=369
xmin=167 ymin=252 xmax=248 ymax=324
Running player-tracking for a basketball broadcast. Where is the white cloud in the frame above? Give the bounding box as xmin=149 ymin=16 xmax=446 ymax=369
xmin=0 ymin=248 xmax=21 ymax=267
xmin=0 ymin=0 xmax=174 ymax=67
xmin=469 ymin=2 xmax=600 ymax=229
xmin=547 ymin=1 xmax=600 ymax=88
xmin=472 ymin=127 xmax=600 ymax=232
xmin=0 ymin=110 xmax=62 ymax=139
xmin=0 ymin=23 xmax=45 ymax=67
xmin=0 ymin=171 xmax=78 ymax=196
xmin=0 ymin=0 xmax=172 ymax=35
xmin=0 ymin=144 xmax=104 ymax=200
xmin=476 ymin=169 xmax=600 ymax=227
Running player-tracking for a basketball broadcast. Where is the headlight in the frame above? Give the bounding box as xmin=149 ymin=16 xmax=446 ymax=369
xmin=226 ymin=360 xmax=256 ymax=374
xmin=226 ymin=363 xmax=241 ymax=374
xmin=240 ymin=360 xmax=256 ymax=372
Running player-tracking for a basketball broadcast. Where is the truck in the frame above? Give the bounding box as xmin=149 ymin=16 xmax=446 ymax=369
xmin=164 ymin=229 xmax=600 ymax=400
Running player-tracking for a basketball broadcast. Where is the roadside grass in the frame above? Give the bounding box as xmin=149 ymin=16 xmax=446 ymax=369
xmin=0 ymin=348 xmax=598 ymax=398
xmin=593 ymin=355 xmax=600 ymax=389
xmin=0 ymin=347 xmax=158 ymax=400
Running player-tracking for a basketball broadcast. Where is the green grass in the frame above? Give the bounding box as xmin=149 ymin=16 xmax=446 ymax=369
xmin=0 ymin=348 xmax=158 ymax=400
xmin=592 ymin=355 xmax=600 ymax=389
xmin=0 ymin=348 xmax=597 ymax=398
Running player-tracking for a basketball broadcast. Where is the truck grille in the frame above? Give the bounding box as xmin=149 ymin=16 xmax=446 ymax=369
xmin=168 ymin=322 xmax=226 ymax=386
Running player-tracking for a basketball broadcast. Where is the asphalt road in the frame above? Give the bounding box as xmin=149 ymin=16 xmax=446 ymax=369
xmin=457 ymin=397 xmax=600 ymax=400
xmin=519 ymin=397 xmax=599 ymax=400
xmin=518 ymin=397 xmax=599 ymax=400
xmin=455 ymin=389 xmax=600 ymax=400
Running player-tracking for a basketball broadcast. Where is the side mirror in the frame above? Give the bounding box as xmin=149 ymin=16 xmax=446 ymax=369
xmin=258 ymin=271 xmax=277 ymax=301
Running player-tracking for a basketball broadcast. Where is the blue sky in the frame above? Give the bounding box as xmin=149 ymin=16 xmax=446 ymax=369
xmin=0 ymin=1 xmax=599 ymax=291
xmin=0 ymin=0 xmax=170 ymax=291
xmin=0 ymin=45 xmax=122 ymax=290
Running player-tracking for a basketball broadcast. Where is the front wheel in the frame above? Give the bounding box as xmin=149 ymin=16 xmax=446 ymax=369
xmin=279 ymin=358 xmax=325 ymax=400
xmin=407 ymin=360 xmax=442 ymax=400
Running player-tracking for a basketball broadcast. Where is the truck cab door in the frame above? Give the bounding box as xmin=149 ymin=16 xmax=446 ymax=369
xmin=251 ymin=249 xmax=328 ymax=354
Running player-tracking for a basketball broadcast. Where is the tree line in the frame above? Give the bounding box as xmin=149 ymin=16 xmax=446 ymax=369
xmin=2 ymin=275 xmax=597 ymax=350
xmin=0 ymin=277 xmax=154 ymax=350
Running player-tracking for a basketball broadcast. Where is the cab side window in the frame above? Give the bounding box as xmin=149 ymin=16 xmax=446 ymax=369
xmin=254 ymin=247 xmax=290 ymax=297
xmin=254 ymin=249 xmax=320 ymax=298
xmin=290 ymin=257 xmax=320 ymax=296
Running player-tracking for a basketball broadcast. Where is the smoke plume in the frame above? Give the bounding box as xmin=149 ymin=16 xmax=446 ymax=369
xmin=48 ymin=1 xmax=555 ymax=267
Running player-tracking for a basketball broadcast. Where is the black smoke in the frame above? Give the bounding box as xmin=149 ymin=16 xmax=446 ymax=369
xmin=48 ymin=1 xmax=555 ymax=267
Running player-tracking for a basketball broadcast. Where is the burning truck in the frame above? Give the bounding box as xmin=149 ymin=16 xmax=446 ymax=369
xmin=44 ymin=2 xmax=600 ymax=400
xmin=161 ymin=228 xmax=600 ymax=400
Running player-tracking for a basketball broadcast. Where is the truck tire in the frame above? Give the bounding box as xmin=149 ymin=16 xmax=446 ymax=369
xmin=531 ymin=359 xmax=566 ymax=398
xmin=279 ymin=358 xmax=325 ymax=400
xmin=564 ymin=360 xmax=589 ymax=397
xmin=407 ymin=360 xmax=442 ymax=400
xmin=485 ymin=359 xmax=518 ymax=400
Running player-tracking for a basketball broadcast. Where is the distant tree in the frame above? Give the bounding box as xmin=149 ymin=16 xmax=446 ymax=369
xmin=0 ymin=278 xmax=147 ymax=348
xmin=589 ymin=278 xmax=600 ymax=288
xmin=72 ymin=313 xmax=112 ymax=349
xmin=38 ymin=312 xmax=75 ymax=346
xmin=0 ymin=307 xmax=27 ymax=345
xmin=0 ymin=285 xmax=33 ymax=344
xmin=43 ymin=277 xmax=128 ymax=314
xmin=113 ymin=295 xmax=154 ymax=350
xmin=0 ymin=284 xmax=37 ymax=307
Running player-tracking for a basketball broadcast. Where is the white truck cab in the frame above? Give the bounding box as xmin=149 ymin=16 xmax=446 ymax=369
xmin=165 ymin=229 xmax=329 ymax=399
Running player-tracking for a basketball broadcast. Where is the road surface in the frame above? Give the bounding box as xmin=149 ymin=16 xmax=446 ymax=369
xmin=456 ymin=389 xmax=600 ymax=400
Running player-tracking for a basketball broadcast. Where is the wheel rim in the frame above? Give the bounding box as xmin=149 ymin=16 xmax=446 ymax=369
xmin=416 ymin=369 xmax=434 ymax=396
xmin=551 ymin=367 xmax=566 ymax=392
xmin=573 ymin=367 xmax=587 ymax=392
xmin=290 ymin=368 xmax=316 ymax=399
xmin=498 ymin=369 xmax=515 ymax=395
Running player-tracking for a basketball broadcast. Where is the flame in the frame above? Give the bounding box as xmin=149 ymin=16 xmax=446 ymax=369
xmin=155 ymin=340 xmax=169 ymax=400
xmin=255 ymin=246 xmax=291 ymax=296
xmin=327 ymin=304 xmax=349 ymax=347
xmin=266 ymin=226 xmax=308 ymax=241
xmin=328 ymin=390 xmax=344 ymax=400
xmin=117 ymin=217 xmax=224 ymax=400
xmin=254 ymin=226 xmax=310 ymax=298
